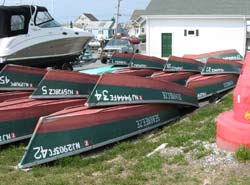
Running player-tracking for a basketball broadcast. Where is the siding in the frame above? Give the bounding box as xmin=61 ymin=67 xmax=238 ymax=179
xmin=146 ymin=18 xmax=246 ymax=58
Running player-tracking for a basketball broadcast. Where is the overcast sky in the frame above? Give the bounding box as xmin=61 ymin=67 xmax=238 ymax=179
xmin=2 ymin=0 xmax=150 ymax=23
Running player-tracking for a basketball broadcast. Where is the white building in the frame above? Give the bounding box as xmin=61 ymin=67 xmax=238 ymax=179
xmin=129 ymin=10 xmax=146 ymax=37
xmin=144 ymin=0 xmax=250 ymax=58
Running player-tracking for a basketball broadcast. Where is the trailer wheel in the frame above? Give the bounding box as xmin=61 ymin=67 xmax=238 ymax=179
xmin=62 ymin=63 xmax=73 ymax=71
xmin=101 ymin=57 xmax=107 ymax=64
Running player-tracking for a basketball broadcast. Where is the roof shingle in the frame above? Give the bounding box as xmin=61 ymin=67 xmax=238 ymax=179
xmin=145 ymin=0 xmax=250 ymax=16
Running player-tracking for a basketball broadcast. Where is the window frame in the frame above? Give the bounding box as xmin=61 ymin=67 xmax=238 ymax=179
xmin=34 ymin=10 xmax=54 ymax=26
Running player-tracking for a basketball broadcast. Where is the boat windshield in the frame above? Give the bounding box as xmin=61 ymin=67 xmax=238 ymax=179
xmin=106 ymin=39 xmax=130 ymax=47
xmin=35 ymin=10 xmax=61 ymax=28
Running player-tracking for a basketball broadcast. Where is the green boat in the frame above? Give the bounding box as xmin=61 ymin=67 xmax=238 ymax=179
xmin=164 ymin=56 xmax=204 ymax=72
xmin=130 ymin=54 xmax=166 ymax=70
xmin=32 ymin=70 xmax=99 ymax=99
xmin=201 ymin=58 xmax=242 ymax=75
xmin=86 ymin=73 xmax=198 ymax=107
xmin=0 ymin=98 xmax=86 ymax=146
xmin=19 ymin=104 xmax=180 ymax=168
xmin=0 ymin=64 xmax=47 ymax=91
xmin=186 ymin=74 xmax=239 ymax=100
xmin=183 ymin=49 xmax=243 ymax=62
xmin=109 ymin=52 xmax=134 ymax=66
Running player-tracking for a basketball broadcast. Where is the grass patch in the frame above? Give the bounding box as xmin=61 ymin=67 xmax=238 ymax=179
xmin=235 ymin=146 xmax=250 ymax=161
xmin=166 ymin=154 xmax=188 ymax=165
xmin=192 ymin=145 xmax=212 ymax=159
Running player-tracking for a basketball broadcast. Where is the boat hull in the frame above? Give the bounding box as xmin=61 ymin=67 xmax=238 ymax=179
xmin=186 ymin=74 xmax=239 ymax=100
xmin=2 ymin=37 xmax=93 ymax=68
xmin=151 ymin=72 xmax=195 ymax=85
xmin=0 ymin=98 xmax=86 ymax=145
xmin=183 ymin=49 xmax=243 ymax=62
xmin=164 ymin=56 xmax=204 ymax=72
xmin=130 ymin=54 xmax=166 ymax=70
xmin=201 ymin=58 xmax=242 ymax=75
xmin=109 ymin=52 xmax=134 ymax=66
xmin=0 ymin=65 xmax=47 ymax=91
xmin=86 ymin=73 xmax=198 ymax=107
xmin=19 ymin=104 xmax=180 ymax=168
xmin=31 ymin=70 xmax=99 ymax=99
xmin=0 ymin=91 xmax=31 ymax=103
xmin=114 ymin=68 xmax=157 ymax=77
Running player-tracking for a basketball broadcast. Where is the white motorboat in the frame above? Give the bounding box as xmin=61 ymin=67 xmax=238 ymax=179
xmin=0 ymin=5 xmax=93 ymax=69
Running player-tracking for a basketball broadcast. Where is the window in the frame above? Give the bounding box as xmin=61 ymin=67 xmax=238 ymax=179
xmin=11 ymin=15 xmax=25 ymax=31
xmin=184 ymin=29 xmax=199 ymax=37
xmin=141 ymin=27 xmax=145 ymax=33
xmin=188 ymin=30 xmax=195 ymax=35
xmin=35 ymin=11 xmax=53 ymax=25
xmin=35 ymin=11 xmax=61 ymax=28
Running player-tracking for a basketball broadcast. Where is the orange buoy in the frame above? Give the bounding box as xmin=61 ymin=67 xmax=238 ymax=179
xmin=216 ymin=52 xmax=250 ymax=151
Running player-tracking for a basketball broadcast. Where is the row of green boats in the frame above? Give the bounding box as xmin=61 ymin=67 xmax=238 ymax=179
xmin=0 ymin=49 xmax=243 ymax=168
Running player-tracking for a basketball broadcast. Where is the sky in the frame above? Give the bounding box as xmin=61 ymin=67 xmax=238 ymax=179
xmin=2 ymin=0 xmax=151 ymax=23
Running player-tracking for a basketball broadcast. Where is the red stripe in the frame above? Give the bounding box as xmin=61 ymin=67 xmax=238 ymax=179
xmin=0 ymin=91 xmax=31 ymax=103
xmin=183 ymin=49 xmax=239 ymax=59
xmin=133 ymin=54 xmax=166 ymax=64
xmin=168 ymin=56 xmax=204 ymax=66
xmin=44 ymin=70 xmax=99 ymax=83
xmin=99 ymin=73 xmax=196 ymax=97
xmin=114 ymin=68 xmax=157 ymax=76
xmin=36 ymin=104 xmax=175 ymax=133
xmin=207 ymin=58 xmax=242 ymax=66
xmin=0 ymin=99 xmax=86 ymax=122
xmin=3 ymin=65 xmax=47 ymax=75
xmin=186 ymin=74 xmax=238 ymax=88
xmin=152 ymin=72 xmax=195 ymax=81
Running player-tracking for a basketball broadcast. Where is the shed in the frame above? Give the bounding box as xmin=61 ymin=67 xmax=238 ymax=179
xmin=144 ymin=0 xmax=250 ymax=58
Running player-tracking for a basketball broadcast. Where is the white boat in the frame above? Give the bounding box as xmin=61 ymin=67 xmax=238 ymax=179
xmin=0 ymin=5 xmax=93 ymax=69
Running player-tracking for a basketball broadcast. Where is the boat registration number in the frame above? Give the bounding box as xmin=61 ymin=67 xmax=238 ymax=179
xmin=94 ymin=90 xmax=143 ymax=102
xmin=33 ymin=142 xmax=81 ymax=160
xmin=41 ymin=86 xmax=75 ymax=96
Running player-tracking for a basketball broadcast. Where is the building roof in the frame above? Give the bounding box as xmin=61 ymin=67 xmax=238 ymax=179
xmin=130 ymin=9 xmax=145 ymax=21
xmin=145 ymin=0 xmax=250 ymax=16
xmin=83 ymin=13 xmax=98 ymax=21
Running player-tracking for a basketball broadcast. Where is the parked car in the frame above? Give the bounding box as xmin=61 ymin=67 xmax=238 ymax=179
xmin=129 ymin=36 xmax=140 ymax=44
xmin=100 ymin=38 xmax=140 ymax=63
xmin=88 ymin=39 xmax=101 ymax=49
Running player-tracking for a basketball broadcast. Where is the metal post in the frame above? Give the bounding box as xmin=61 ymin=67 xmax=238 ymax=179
xmin=116 ymin=0 xmax=122 ymax=37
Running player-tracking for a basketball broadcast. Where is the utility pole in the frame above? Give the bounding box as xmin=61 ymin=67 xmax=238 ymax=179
xmin=116 ymin=0 xmax=122 ymax=36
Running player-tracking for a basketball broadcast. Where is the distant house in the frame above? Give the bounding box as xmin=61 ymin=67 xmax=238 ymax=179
xmin=129 ymin=9 xmax=146 ymax=37
xmin=74 ymin=13 xmax=98 ymax=28
xmin=74 ymin=13 xmax=115 ymax=40
xmin=84 ymin=20 xmax=115 ymax=40
xmin=144 ymin=0 xmax=250 ymax=58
